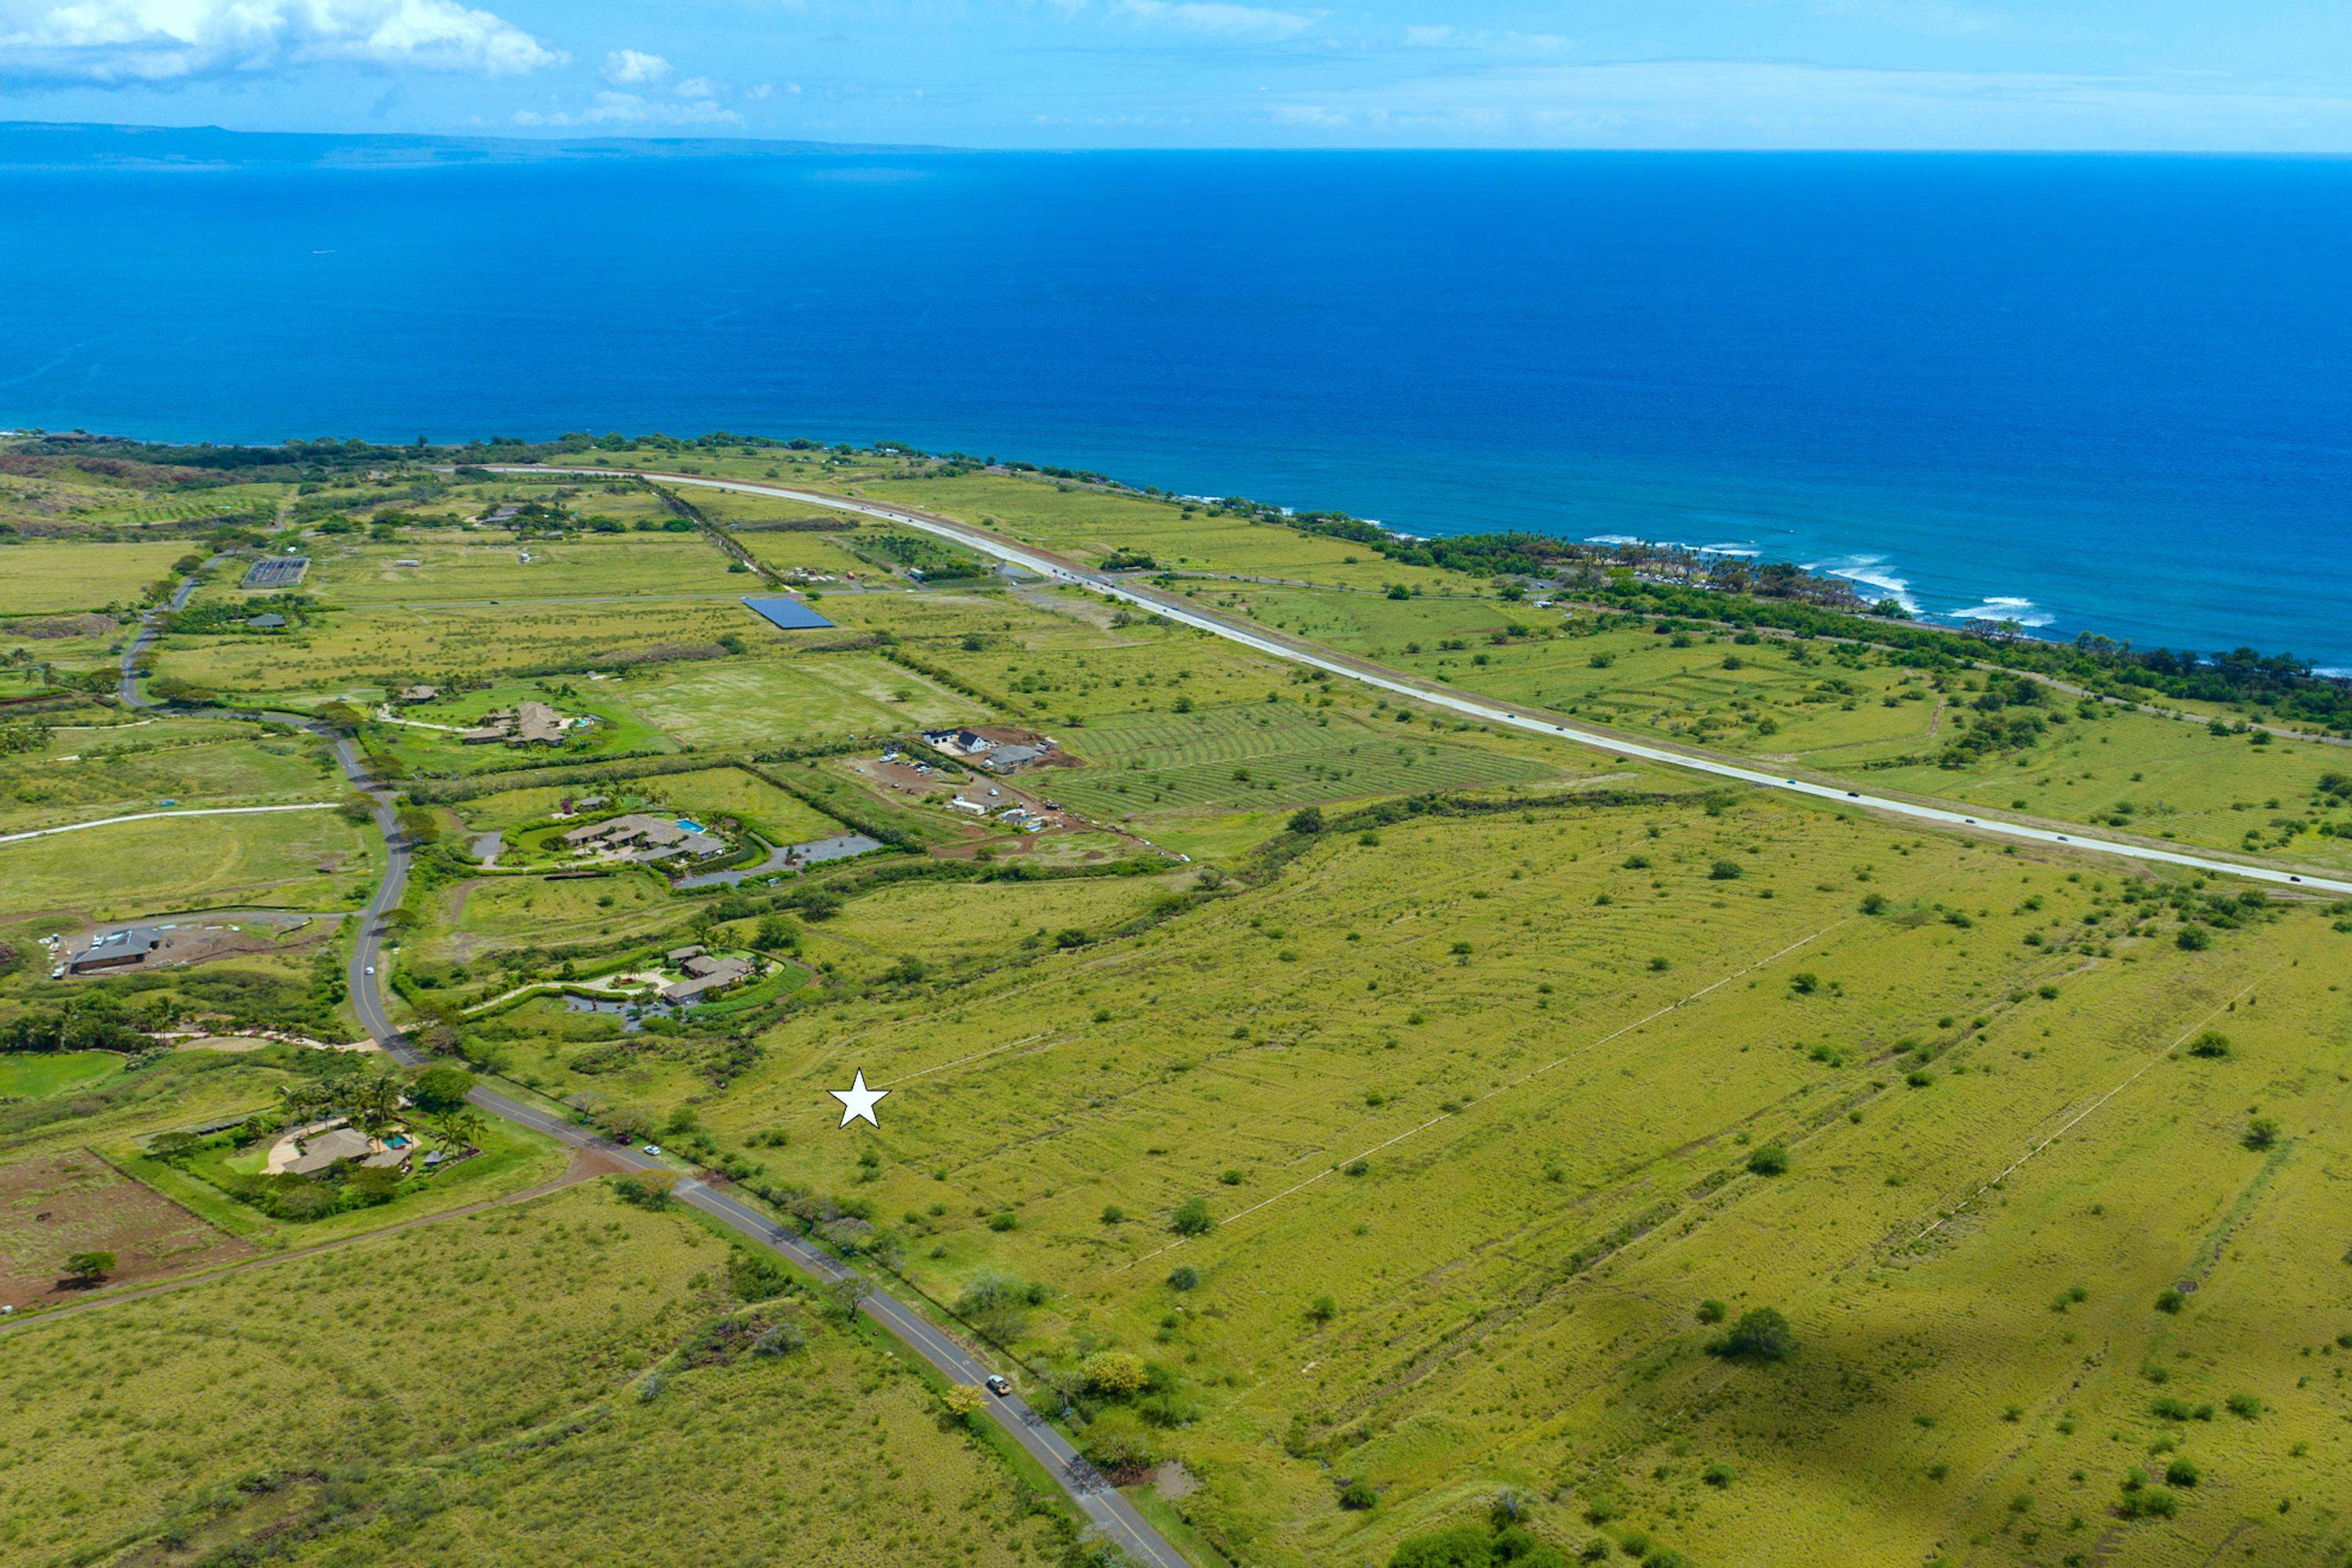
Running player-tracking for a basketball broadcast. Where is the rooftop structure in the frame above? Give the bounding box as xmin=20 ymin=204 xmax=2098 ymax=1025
xmin=395 ymin=684 xmax=441 ymax=704
xmin=460 ymin=699 xmax=568 ymax=746
xmin=660 ymin=955 xmax=753 ymax=1004
xmin=67 ymin=925 xmax=165 ymax=974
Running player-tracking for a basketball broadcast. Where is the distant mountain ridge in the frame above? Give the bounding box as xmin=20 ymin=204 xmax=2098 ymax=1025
xmin=0 ymin=120 xmax=957 ymax=169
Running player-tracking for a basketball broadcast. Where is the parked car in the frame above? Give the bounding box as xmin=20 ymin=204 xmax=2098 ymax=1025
xmin=644 ymin=1144 xmax=662 ymax=1156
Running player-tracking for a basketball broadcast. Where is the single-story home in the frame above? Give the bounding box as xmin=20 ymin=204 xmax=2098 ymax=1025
xmin=661 ymin=955 xmax=753 ymax=1004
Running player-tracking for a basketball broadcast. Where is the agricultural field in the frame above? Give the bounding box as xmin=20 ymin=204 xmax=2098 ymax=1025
xmin=0 ymin=806 xmax=377 ymax=924
xmin=0 ymin=538 xmax=192 ymax=615
xmin=291 ymin=528 xmax=746 ymax=606
xmin=0 ymin=1147 xmax=252 ymax=1308
xmin=151 ymin=598 xmax=757 ymax=703
xmin=622 ymin=650 xmax=983 ymax=749
xmin=0 ymin=1184 xmax=1072 ymax=1568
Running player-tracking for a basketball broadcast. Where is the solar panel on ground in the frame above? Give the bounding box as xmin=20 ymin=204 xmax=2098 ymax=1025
xmin=741 ymin=595 xmax=836 ymax=630
xmin=241 ymin=557 xmax=309 ymax=588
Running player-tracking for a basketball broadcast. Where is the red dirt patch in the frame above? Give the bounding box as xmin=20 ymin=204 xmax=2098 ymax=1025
xmin=0 ymin=1149 xmax=254 ymax=1308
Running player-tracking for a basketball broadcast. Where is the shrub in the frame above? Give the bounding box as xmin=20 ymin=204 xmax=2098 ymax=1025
xmin=2225 ymin=1392 xmax=2263 ymax=1420
xmin=2154 ymin=1289 xmax=2185 ymax=1314
xmin=1166 ymin=1265 xmax=1200 ymax=1291
xmin=2165 ymin=1459 xmax=2200 ymax=1487
xmin=1338 ymin=1478 xmax=1378 ymax=1510
xmin=1171 ymin=1196 xmax=1215 ymax=1236
xmin=1696 ymin=1298 xmax=1727 ymax=1323
xmin=1081 ymin=1349 xmax=1150 ymax=1397
xmin=1708 ymin=858 xmax=1744 ymax=880
xmin=1745 ymin=1142 xmax=1789 ymax=1177
xmin=2243 ymin=1117 xmax=2280 ymax=1151
xmin=1308 ymin=1294 xmax=1338 ymax=1323
xmin=2186 ymin=1031 xmax=2233 ymax=1058
xmin=1080 ymin=1407 xmax=1158 ymax=1470
xmin=1702 ymin=1461 xmax=1736 ymax=1488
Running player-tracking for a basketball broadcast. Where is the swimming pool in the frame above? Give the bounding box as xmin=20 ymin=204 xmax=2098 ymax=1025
xmin=676 ymin=818 xmax=706 ymax=833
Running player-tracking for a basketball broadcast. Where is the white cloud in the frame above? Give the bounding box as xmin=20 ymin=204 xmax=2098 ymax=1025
xmin=0 ymin=0 xmax=564 ymax=83
xmin=1114 ymin=0 xmax=1315 ymax=42
xmin=673 ymin=74 xmax=717 ymax=98
xmin=601 ymin=47 xmax=670 ymax=85
xmin=512 ymin=89 xmax=742 ymax=129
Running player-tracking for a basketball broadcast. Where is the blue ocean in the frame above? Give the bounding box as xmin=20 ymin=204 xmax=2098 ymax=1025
xmin=2 ymin=145 xmax=2347 ymax=665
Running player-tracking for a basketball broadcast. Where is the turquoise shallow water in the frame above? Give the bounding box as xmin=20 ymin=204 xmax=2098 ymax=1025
xmin=1 ymin=148 xmax=2347 ymax=665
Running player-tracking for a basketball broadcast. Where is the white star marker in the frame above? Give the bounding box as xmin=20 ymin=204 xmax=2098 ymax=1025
xmin=830 ymin=1069 xmax=888 ymax=1129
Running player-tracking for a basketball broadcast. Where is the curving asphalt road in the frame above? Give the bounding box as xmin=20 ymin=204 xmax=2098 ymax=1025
xmin=499 ymin=464 xmax=2352 ymax=898
xmin=116 ymin=557 xmax=1190 ymax=1568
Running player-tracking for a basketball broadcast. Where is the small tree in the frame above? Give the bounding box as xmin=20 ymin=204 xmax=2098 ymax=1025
xmin=1171 ymin=1196 xmax=1215 ymax=1236
xmin=64 ymin=1250 xmax=116 ymax=1286
xmin=2243 ymin=1116 xmax=2280 ymax=1151
xmin=1287 ymin=805 xmax=1325 ymax=834
xmin=1714 ymin=1307 xmax=1796 ymax=1363
xmin=1745 ymin=1143 xmax=1789 ymax=1177
xmin=410 ymin=1063 xmax=475 ymax=1116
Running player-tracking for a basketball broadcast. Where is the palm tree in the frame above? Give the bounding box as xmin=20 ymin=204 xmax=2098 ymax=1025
xmin=347 ymin=1072 xmax=404 ymax=1138
xmin=436 ymin=1107 xmax=485 ymax=1152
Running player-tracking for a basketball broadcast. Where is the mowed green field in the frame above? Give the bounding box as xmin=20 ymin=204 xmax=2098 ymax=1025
xmin=622 ymin=652 xmax=983 ymax=749
xmin=1051 ymin=701 xmax=1573 ymax=820
xmin=0 ymin=807 xmax=375 ymax=922
xmin=619 ymin=794 xmax=2352 ymax=1568
xmin=0 ymin=539 xmax=190 ymax=614
xmin=0 ymin=1184 xmax=1067 ymax=1568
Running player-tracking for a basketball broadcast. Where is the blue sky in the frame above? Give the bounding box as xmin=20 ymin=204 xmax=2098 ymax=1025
xmin=2 ymin=0 xmax=2349 ymax=150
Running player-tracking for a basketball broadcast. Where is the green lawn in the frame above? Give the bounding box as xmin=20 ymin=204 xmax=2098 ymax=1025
xmin=0 ymin=1050 xmax=125 ymax=1098
xmin=625 ymin=652 xmax=983 ymax=750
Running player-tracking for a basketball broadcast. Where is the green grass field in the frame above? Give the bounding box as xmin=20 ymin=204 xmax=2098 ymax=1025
xmin=0 ymin=539 xmax=191 ymax=615
xmin=0 ymin=1182 xmax=1075 ymax=1567
xmin=0 ymin=728 xmax=342 ymax=835
xmin=0 ymin=807 xmax=376 ymax=923
xmin=1050 ymin=701 xmax=1573 ymax=821
xmin=0 ymin=1050 xmax=124 ymax=1098
xmin=623 ymin=651 xmax=983 ymax=749
xmin=12 ymin=439 xmax=2352 ymax=1568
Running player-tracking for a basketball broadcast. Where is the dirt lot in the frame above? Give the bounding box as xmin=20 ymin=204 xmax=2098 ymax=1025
xmin=0 ymin=1149 xmax=253 ymax=1308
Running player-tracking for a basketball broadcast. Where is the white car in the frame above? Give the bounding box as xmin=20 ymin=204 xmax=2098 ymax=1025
xmin=643 ymin=1144 xmax=662 ymax=1157
xmin=50 ymin=965 xmax=65 ymax=980
xmin=364 ymin=964 xmax=376 ymax=975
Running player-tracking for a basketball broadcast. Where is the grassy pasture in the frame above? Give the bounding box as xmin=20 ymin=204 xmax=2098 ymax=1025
xmin=597 ymin=793 xmax=2351 ymax=1567
xmin=623 ymin=652 xmax=982 ymax=750
xmin=1210 ymin=586 xmax=2352 ymax=871
xmin=0 ymin=807 xmax=376 ymax=923
xmin=300 ymin=530 xmax=745 ymax=606
xmin=0 ymin=730 xmax=340 ymax=835
xmin=1049 ymin=701 xmax=1570 ymax=820
xmin=0 ymin=1183 xmax=1072 ymax=1567
xmin=423 ymin=869 xmax=681 ymax=965
xmin=152 ymin=599 xmax=753 ymax=702
xmin=0 ymin=539 xmax=190 ymax=615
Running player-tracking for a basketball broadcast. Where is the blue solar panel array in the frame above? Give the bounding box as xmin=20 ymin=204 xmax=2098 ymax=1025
xmin=741 ymin=595 xmax=837 ymax=630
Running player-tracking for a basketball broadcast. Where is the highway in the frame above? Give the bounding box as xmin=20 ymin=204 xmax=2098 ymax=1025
xmin=499 ymin=464 xmax=2352 ymax=898
xmin=114 ymin=556 xmax=1192 ymax=1568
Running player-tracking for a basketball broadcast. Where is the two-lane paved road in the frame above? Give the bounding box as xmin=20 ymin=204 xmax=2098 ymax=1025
xmin=498 ymin=465 xmax=2352 ymax=898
